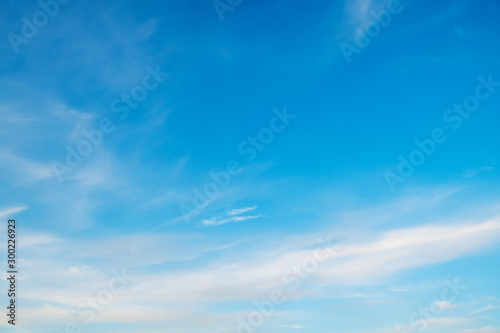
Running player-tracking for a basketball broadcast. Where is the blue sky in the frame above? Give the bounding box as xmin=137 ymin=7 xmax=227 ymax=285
xmin=1 ymin=0 xmax=500 ymax=332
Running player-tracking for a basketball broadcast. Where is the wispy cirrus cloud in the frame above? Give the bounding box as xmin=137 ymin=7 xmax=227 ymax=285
xmin=458 ymin=327 xmax=500 ymax=333
xmin=0 ymin=206 xmax=28 ymax=219
xmin=279 ymin=324 xmax=306 ymax=330
xmin=202 ymin=214 xmax=262 ymax=226
xmin=0 ymin=151 xmax=54 ymax=182
xmin=462 ymin=167 xmax=494 ymax=178
xmin=7 ymin=207 xmax=500 ymax=332
xmin=344 ymin=0 xmax=378 ymax=27
xmin=396 ymin=317 xmax=472 ymax=333
xmin=434 ymin=300 xmax=456 ymax=310
xmin=468 ymin=304 xmax=499 ymax=316
xmin=227 ymin=205 xmax=257 ymax=216
xmin=201 ymin=206 xmax=262 ymax=226
xmin=318 ymin=217 xmax=500 ymax=284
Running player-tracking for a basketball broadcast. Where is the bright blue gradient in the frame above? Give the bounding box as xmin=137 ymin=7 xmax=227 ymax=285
xmin=0 ymin=0 xmax=500 ymax=332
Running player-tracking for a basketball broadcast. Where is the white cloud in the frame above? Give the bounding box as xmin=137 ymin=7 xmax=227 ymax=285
xmin=399 ymin=317 xmax=471 ymax=333
xmin=318 ymin=217 xmax=500 ymax=284
xmin=14 ymin=216 xmax=500 ymax=329
xmin=0 ymin=206 xmax=28 ymax=219
xmin=22 ymin=233 xmax=62 ymax=247
xmin=462 ymin=167 xmax=494 ymax=178
xmin=68 ymin=264 xmax=97 ymax=278
xmin=459 ymin=327 xmax=500 ymax=333
xmin=279 ymin=324 xmax=306 ymax=329
xmin=345 ymin=0 xmax=377 ymax=27
xmin=227 ymin=205 xmax=257 ymax=216
xmin=434 ymin=300 xmax=456 ymax=309
xmin=468 ymin=304 xmax=498 ymax=316
xmin=0 ymin=150 xmax=54 ymax=182
xmin=202 ymin=214 xmax=262 ymax=226
xmin=201 ymin=206 xmax=262 ymax=226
